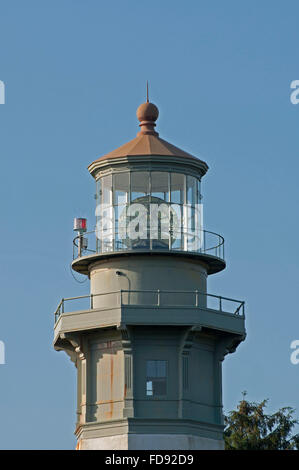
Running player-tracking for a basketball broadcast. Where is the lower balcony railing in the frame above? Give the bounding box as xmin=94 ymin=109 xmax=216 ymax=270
xmin=54 ymin=289 xmax=245 ymax=324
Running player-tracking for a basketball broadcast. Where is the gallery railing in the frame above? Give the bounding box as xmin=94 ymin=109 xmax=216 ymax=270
xmin=54 ymin=289 xmax=245 ymax=324
xmin=73 ymin=229 xmax=225 ymax=261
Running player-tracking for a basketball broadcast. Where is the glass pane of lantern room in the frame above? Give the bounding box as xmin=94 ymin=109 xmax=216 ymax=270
xmin=96 ymin=179 xmax=101 ymax=252
xmin=113 ymin=173 xmax=129 ymax=243
xmin=170 ymin=173 xmax=184 ymax=250
xmin=196 ymin=179 xmax=202 ymax=251
xmin=151 ymin=172 xmax=169 ymax=202
xmin=100 ymin=175 xmax=113 ymax=252
xmin=113 ymin=172 xmax=129 ymax=206
xmin=101 ymin=174 xmax=112 ymax=205
xmin=197 ymin=179 xmax=202 ymax=204
xmin=187 ymin=175 xmax=196 ymax=205
xmin=170 ymin=173 xmax=185 ymax=204
xmin=186 ymin=176 xmax=197 ymax=251
xmin=131 ymin=172 xmax=150 ymax=202
xmin=96 ymin=178 xmax=101 ymax=203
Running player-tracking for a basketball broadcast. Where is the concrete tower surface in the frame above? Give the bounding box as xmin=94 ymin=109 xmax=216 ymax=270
xmin=53 ymin=96 xmax=246 ymax=450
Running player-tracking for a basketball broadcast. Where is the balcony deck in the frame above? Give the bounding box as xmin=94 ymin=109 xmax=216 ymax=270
xmin=53 ymin=290 xmax=245 ymax=346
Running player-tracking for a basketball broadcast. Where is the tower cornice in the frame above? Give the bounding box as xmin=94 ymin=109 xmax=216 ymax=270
xmin=88 ymin=152 xmax=208 ymax=180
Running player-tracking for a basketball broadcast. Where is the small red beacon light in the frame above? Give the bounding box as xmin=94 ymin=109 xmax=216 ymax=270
xmin=74 ymin=217 xmax=87 ymax=233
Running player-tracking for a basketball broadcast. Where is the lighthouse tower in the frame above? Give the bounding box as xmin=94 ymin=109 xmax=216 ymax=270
xmin=53 ymin=96 xmax=246 ymax=450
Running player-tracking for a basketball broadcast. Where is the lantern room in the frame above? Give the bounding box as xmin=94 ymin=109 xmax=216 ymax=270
xmin=73 ymin=100 xmax=225 ymax=276
xmin=95 ymin=170 xmax=202 ymax=253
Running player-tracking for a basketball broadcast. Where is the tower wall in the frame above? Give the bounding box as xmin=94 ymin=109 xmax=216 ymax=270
xmin=89 ymin=255 xmax=208 ymax=309
xmin=74 ymin=326 xmax=225 ymax=450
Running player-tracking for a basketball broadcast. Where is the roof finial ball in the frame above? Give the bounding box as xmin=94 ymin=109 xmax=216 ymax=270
xmin=136 ymin=82 xmax=159 ymax=136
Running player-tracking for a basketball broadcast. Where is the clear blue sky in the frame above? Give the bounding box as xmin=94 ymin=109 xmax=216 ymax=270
xmin=0 ymin=1 xmax=298 ymax=449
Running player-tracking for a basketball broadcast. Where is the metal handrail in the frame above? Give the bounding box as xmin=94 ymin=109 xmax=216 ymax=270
xmin=73 ymin=228 xmax=225 ymax=260
xmin=54 ymin=289 xmax=245 ymax=323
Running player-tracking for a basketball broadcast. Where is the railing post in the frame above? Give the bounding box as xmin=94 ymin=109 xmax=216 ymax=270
xmin=61 ymin=298 xmax=64 ymax=314
xmin=219 ymin=296 xmax=222 ymax=311
xmin=195 ymin=289 xmax=199 ymax=307
xmin=78 ymin=235 xmax=82 ymax=258
xmin=90 ymin=294 xmax=93 ymax=309
xmin=157 ymin=289 xmax=160 ymax=307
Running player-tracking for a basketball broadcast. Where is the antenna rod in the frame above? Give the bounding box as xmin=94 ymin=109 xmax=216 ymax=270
xmin=146 ymin=81 xmax=149 ymax=102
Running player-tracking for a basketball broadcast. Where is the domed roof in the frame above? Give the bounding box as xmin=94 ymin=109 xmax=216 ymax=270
xmin=88 ymin=98 xmax=208 ymax=175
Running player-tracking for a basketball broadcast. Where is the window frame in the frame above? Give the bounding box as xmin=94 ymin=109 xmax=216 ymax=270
xmin=145 ymin=359 xmax=168 ymax=398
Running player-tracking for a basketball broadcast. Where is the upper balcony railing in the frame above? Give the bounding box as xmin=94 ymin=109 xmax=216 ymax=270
xmin=54 ymin=289 xmax=245 ymax=324
xmin=73 ymin=229 xmax=225 ymax=261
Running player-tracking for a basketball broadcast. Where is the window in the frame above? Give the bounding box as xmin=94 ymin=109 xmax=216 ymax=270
xmin=113 ymin=172 xmax=129 ymax=244
xmin=151 ymin=172 xmax=169 ymax=201
xmin=113 ymin=172 xmax=129 ymax=206
xmin=170 ymin=173 xmax=185 ymax=204
xmin=146 ymin=360 xmax=167 ymax=396
xmin=131 ymin=171 xmax=150 ymax=202
xmin=97 ymin=175 xmax=113 ymax=252
xmin=101 ymin=174 xmax=112 ymax=205
xmin=197 ymin=179 xmax=202 ymax=204
xmin=187 ymin=175 xmax=196 ymax=205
